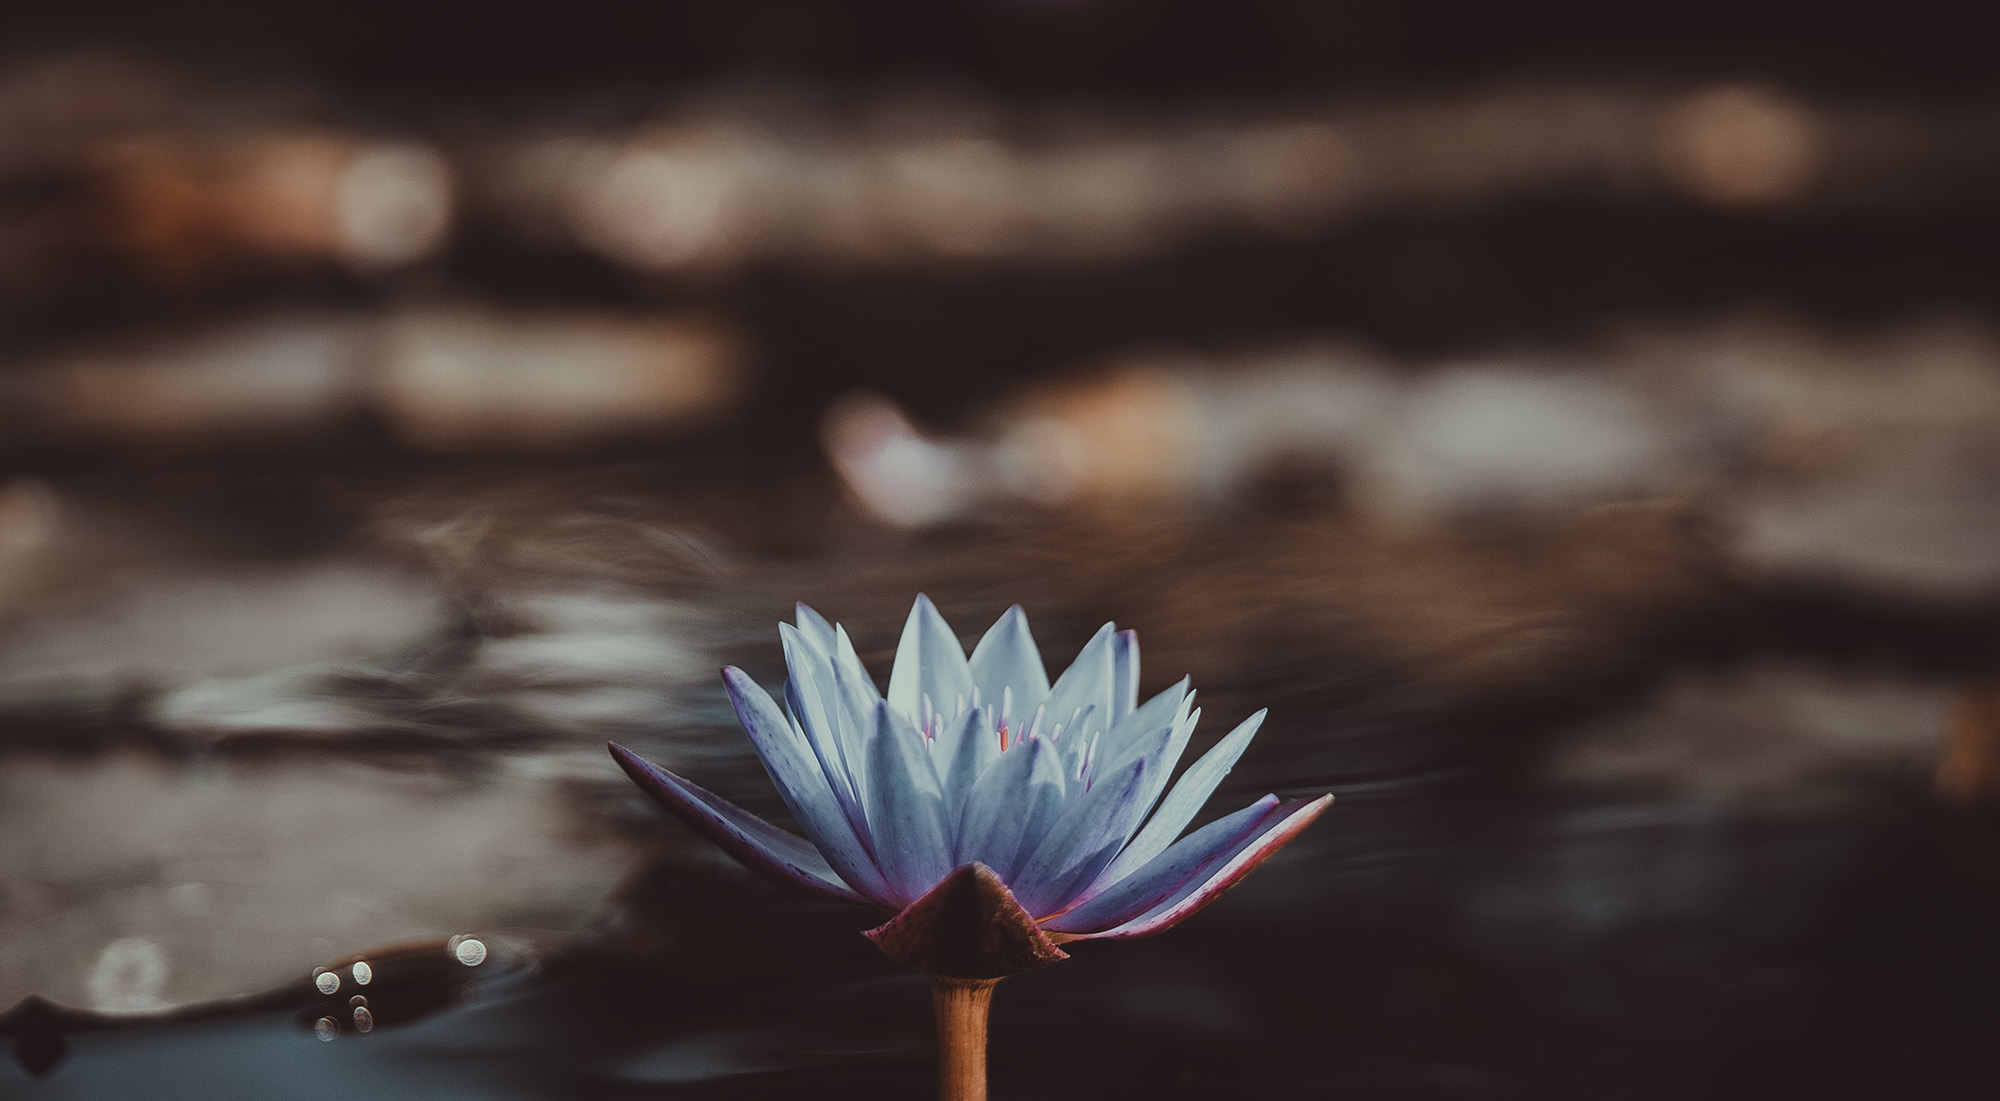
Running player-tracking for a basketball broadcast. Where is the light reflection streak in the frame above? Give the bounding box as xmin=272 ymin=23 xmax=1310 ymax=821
xmin=463 ymin=80 xmax=1985 ymax=272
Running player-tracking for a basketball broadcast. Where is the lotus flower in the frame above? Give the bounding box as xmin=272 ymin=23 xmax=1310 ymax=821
xmin=610 ymin=596 xmax=1330 ymax=977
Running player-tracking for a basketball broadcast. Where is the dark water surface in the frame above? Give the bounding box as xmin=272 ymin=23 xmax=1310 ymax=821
xmin=7 ymin=476 xmax=2000 ymax=1099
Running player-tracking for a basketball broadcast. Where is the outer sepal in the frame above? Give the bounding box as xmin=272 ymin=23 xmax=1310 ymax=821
xmin=608 ymin=742 xmax=870 ymax=905
xmin=864 ymin=863 xmax=1069 ymax=980
xmin=1062 ymin=793 xmax=1333 ymax=941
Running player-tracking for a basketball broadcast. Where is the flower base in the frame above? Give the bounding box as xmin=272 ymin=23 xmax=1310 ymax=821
xmin=863 ymin=863 xmax=1068 ymax=980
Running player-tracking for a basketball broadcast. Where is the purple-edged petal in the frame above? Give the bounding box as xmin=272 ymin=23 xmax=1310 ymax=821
xmin=1012 ymin=754 xmax=1151 ymax=916
xmin=952 ymin=735 xmax=1067 ymax=881
xmin=887 ymin=594 xmax=975 ymax=726
xmin=1091 ymin=708 xmax=1265 ymax=892
xmin=1062 ymin=794 xmax=1332 ymax=940
xmin=1041 ymin=795 xmax=1281 ymax=934
xmin=967 ymin=605 xmax=1050 ymax=721
xmin=862 ymin=700 xmax=955 ymax=905
xmin=723 ymin=667 xmax=895 ymax=904
xmin=609 ymin=743 xmax=868 ymax=905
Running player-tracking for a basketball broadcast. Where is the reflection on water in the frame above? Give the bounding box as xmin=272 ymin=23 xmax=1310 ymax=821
xmin=5 ymin=467 xmax=2000 ymax=1096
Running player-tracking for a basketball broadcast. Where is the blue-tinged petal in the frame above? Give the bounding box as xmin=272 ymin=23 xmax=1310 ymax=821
xmin=1040 ymin=795 xmax=1282 ymax=933
xmin=1064 ymin=794 xmax=1332 ymax=940
xmin=952 ymin=736 xmax=1067 ymax=882
xmin=966 ymin=606 xmax=1050 ymax=721
xmin=827 ymin=639 xmax=887 ymax=765
xmin=779 ymin=623 xmax=838 ymax=730
xmin=784 ymin=680 xmax=872 ymax=844
xmin=933 ymin=702 xmax=999 ymax=814
xmin=723 ymin=668 xmax=895 ymax=903
xmin=833 ymin=626 xmax=884 ymax=702
xmin=1046 ymin=703 xmax=1100 ymax=793
xmin=887 ymin=595 xmax=975 ymax=728
xmin=1096 ymin=680 xmax=1184 ymax=776
xmin=794 ymin=603 xmax=837 ymax=656
xmin=862 ymin=700 xmax=956 ymax=905
xmin=1038 ymin=623 xmax=1117 ymax=742
xmin=1090 ymin=708 xmax=1266 ymax=891
xmin=782 ymin=624 xmax=880 ymax=797
xmin=779 ymin=625 xmax=866 ymax=805
xmin=1011 ymin=754 xmax=1152 ymax=917
xmin=1098 ymin=693 xmax=1196 ymax=819
xmin=609 ymin=743 xmax=868 ymax=905
xmin=1109 ymin=629 xmax=1139 ymax=725
xmin=1101 ymin=677 xmax=1190 ymax=761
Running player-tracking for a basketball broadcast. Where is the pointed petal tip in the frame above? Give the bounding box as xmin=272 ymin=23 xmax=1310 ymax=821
xmin=1083 ymin=791 xmax=1333 ymax=941
xmin=608 ymin=741 xmax=876 ymax=907
xmin=719 ymin=666 xmax=779 ymax=721
xmin=607 ymin=741 xmax=651 ymax=778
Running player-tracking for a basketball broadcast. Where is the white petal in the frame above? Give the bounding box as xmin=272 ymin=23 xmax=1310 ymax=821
xmin=1109 ymin=629 xmax=1139 ymax=725
xmin=1042 ymin=795 xmax=1282 ymax=933
xmin=951 ymin=736 xmax=1067 ymax=883
xmin=1039 ymin=623 xmax=1117 ymax=744
xmin=833 ymin=625 xmax=884 ymax=702
xmin=933 ymin=701 xmax=1000 ymax=812
xmin=886 ymin=595 xmax=974 ymax=727
xmin=1011 ymin=754 xmax=1152 ymax=916
xmin=721 ymin=667 xmax=894 ymax=904
xmin=780 ymin=624 xmax=865 ymax=804
xmin=861 ymin=700 xmax=955 ymax=905
xmin=1083 ymin=698 xmax=1198 ymax=854
xmin=1047 ymin=703 xmax=1101 ymax=796
xmin=1074 ymin=795 xmax=1332 ymax=940
xmin=1102 ymin=677 xmax=1190 ymax=762
xmin=966 ymin=605 xmax=1050 ymax=721
xmin=1089 ymin=709 xmax=1266 ymax=894
xmin=794 ymin=603 xmax=837 ymax=656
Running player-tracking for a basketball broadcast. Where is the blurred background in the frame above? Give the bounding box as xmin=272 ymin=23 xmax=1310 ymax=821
xmin=8 ymin=2 xmax=2000 ymax=1097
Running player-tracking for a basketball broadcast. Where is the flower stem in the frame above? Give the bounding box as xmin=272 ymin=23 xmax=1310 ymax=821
xmin=931 ymin=976 xmax=998 ymax=1101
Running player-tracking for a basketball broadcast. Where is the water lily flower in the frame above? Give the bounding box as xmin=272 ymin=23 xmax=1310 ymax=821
xmin=610 ymin=595 xmax=1331 ymax=1100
